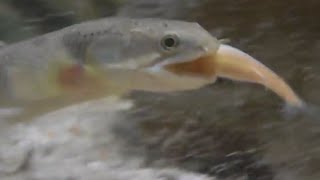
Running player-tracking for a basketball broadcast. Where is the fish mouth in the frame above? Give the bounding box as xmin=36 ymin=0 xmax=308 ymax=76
xmin=162 ymin=54 xmax=217 ymax=79
xmin=149 ymin=44 xmax=304 ymax=108
xmin=144 ymin=49 xmax=218 ymax=80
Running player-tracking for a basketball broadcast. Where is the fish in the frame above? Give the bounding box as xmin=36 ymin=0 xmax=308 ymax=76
xmin=0 ymin=17 xmax=304 ymax=120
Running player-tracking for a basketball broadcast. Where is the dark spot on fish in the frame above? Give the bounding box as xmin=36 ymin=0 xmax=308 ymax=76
xmin=62 ymin=30 xmax=92 ymax=64
xmin=63 ymin=27 xmax=118 ymax=64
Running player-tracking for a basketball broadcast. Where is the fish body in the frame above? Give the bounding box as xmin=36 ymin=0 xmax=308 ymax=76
xmin=0 ymin=17 xmax=219 ymax=103
xmin=0 ymin=17 xmax=304 ymax=120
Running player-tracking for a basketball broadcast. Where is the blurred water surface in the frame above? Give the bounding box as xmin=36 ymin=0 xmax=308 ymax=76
xmin=0 ymin=0 xmax=320 ymax=180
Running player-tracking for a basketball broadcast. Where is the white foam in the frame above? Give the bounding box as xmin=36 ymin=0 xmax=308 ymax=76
xmin=0 ymin=97 xmax=215 ymax=180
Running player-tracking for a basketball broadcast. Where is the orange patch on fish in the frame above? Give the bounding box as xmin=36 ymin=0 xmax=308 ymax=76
xmin=58 ymin=64 xmax=85 ymax=88
xmin=55 ymin=64 xmax=111 ymax=99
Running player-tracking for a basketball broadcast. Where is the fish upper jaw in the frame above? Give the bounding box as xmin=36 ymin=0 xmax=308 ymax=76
xmin=145 ymin=51 xmax=205 ymax=73
xmin=144 ymin=43 xmax=220 ymax=75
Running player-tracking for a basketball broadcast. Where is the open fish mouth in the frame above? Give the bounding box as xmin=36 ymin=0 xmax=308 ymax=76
xmin=162 ymin=44 xmax=304 ymax=108
xmin=163 ymin=53 xmax=217 ymax=79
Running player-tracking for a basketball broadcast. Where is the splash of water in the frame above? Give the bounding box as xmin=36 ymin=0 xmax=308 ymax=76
xmin=281 ymin=102 xmax=320 ymax=121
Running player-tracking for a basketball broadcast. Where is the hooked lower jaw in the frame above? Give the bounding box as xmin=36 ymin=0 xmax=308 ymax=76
xmin=162 ymin=44 xmax=304 ymax=108
xmin=215 ymin=44 xmax=304 ymax=108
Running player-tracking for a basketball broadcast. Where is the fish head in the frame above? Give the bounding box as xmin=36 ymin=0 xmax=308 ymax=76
xmin=86 ymin=18 xmax=304 ymax=108
xmin=86 ymin=18 xmax=220 ymax=77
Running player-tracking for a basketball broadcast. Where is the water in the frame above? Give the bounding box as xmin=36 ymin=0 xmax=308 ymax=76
xmin=0 ymin=0 xmax=320 ymax=179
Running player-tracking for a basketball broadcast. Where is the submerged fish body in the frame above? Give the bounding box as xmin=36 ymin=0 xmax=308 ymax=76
xmin=0 ymin=17 xmax=304 ymax=119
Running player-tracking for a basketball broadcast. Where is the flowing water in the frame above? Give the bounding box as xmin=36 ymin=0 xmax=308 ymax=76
xmin=0 ymin=0 xmax=320 ymax=180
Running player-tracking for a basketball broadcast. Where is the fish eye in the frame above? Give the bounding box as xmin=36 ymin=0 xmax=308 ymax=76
xmin=160 ymin=34 xmax=179 ymax=51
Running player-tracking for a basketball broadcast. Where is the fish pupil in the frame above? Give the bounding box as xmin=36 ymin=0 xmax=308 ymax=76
xmin=164 ymin=37 xmax=175 ymax=47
